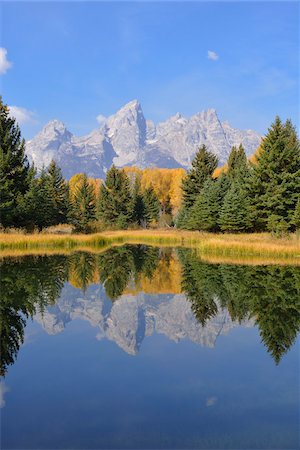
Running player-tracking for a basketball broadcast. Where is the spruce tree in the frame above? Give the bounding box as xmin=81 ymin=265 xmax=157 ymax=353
xmin=186 ymin=175 xmax=230 ymax=231
xmin=21 ymin=169 xmax=54 ymax=230
xmin=182 ymin=145 xmax=218 ymax=209
xmin=292 ymin=197 xmax=300 ymax=230
xmin=46 ymin=160 xmax=68 ymax=225
xmin=98 ymin=165 xmax=133 ymax=228
xmin=186 ymin=179 xmax=219 ymax=231
xmin=69 ymin=174 xmax=96 ymax=233
xmin=227 ymin=144 xmax=249 ymax=181
xmin=143 ymin=186 xmax=160 ymax=226
xmin=248 ymin=117 xmax=300 ymax=232
xmin=132 ymin=175 xmax=146 ymax=226
xmin=219 ymin=183 xmax=252 ymax=232
xmin=0 ymin=98 xmax=31 ymax=227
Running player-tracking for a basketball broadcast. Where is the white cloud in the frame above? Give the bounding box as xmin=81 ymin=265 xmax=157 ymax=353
xmin=96 ymin=114 xmax=107 ymax=127
xmin=0 ymin=47 xmax=12 ymax=74
xmin=8 ymin=106 xmax=36 ymax=124
xmin=207 ymin=50 xmax=219 ymax=61
xmin=0 ymin=381 xmax=10 ymax=408
xmin=206 ymin=396 xmax=218 ymax=407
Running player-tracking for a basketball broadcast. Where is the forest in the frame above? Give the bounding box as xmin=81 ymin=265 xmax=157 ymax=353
xmin=1 ymin=96 xmax=299 ymax=235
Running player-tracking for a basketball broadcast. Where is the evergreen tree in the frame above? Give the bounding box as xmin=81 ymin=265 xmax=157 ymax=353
xmin=132 ymin=175 xmax=146 ymax=226
xmin=227 ymin=144 xmax=249 ymax=181
xmin=219 ymin=183 xmax=252 ymax=232
xmin=46 ymin=160 xmax=68 ymax=225
xmin=0 ymin=98 xmax=32 ymax=227
xmin=21 ymin=168 xmax=54 ymax=230
xmin=98 ymin=165 xmax=133 ymax=228
xmin=248 ymin=117 xmax=300 ymax=232
xmin=69 ymin=174 xmax=96 ymax=233
xmin=182 ymin=145 xmax=218 ymax=209
xmin=186 ymin=179 xmax=219 ymax=231
xmin=292 ymin=197 xmax=300 ymax=230
xmin=143 ymin=186 xmax=160 ymax=226
xmin=186 ymin=175 xmax=230 ymax=231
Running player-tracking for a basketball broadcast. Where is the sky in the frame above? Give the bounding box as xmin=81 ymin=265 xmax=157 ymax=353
xmin=0 ymin=1 xmax=299 ymax=139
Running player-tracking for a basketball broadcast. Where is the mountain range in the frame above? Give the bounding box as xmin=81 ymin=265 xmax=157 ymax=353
xmin=26 ymin=100 xmax=261 ymax=179
xmin=34 ymin=283 xmax=254 ymax=355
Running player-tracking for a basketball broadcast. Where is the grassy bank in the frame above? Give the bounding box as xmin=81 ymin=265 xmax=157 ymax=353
xmin=0 ymin=230 xmax=299 ymax=263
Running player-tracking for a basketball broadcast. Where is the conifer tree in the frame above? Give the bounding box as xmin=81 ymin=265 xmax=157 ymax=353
xmin=132 ymin=175 xmax=146 ymax=225
xmin=219 ymin=183 xmax=252 ymax=232
xmin=227 ymin=144 xmax=249 ymax=181
xmin=98 ymin=165 xmax=133 ymax=228
xmin=248 ymin=117 xmax=300 ymax=232
xmin=292 ymin=197 xmax=300 ymax=230
xmin=182 ymin=145 xmax=218 ymax=209
xmin=21 ymin=169 xmax=54 ymax=230
xmin=0 ymin=98 xmax=32 ymax=227
xmin=186 ymin=175 xmax=230 ymax=231
xmin=143 ymin=186 xmax=160 ymax=225
xmin=46 ymin=160 xmax=68 ymax=225
xmin=69 ymin=174 xmax=96 ymax=233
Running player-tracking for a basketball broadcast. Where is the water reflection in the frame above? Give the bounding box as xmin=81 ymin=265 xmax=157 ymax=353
xmin=1 ymin=245 xmax=300 ymax=375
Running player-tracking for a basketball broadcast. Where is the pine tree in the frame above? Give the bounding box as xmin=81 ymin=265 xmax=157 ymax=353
xmin=185 ymin=175 xmax=230 ymax=231
xmin=248 ymin=117 xmax=300 ymax=232
xmin=98 ymin=165 xmax=133 ymax=228
xmin=219 ymin=183 xmax=252 ymax=232
xmin=0 ymin=98 xmax=31 ymax=227
xmin=143 ymin=186 xmax=160 ymax=226
xmin=186 ymin=179 xmax=219 ymax=231
xmin=292 ymin=197 xmax=300 ymax=230
xmin=227 ymin=144 xmax=249 ymax=181
xmin=132 ymin=175 xmax=146 ymax=226
xmin=69 ymin=174 xmax=96 ymax=233
xmin=182 ymin=145 xmax=218 ymax=209
xmin=46 ymin=160 xmax=68 ymax=225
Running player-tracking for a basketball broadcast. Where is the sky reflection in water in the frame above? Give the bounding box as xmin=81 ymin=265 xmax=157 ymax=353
xmin=1 ymin=245 xmax=299 ymax=449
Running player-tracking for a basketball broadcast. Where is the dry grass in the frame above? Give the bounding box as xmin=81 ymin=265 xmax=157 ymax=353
xmin=0 ymin=229 xmax=299 ymax=264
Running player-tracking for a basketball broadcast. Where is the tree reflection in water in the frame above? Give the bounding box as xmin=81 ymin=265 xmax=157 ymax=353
xmin=0 ymin=246 xmax=299 ymax=376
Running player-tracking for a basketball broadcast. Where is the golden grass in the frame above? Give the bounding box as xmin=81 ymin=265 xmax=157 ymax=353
xmin=0 ymin=230 xmax=299 ymax=264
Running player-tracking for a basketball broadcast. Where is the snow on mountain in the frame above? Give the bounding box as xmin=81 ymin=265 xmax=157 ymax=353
xmin=34 ymin=283 xmax=254 ymax=355
xmin=26 ymin=100 xmax=261 ymax=179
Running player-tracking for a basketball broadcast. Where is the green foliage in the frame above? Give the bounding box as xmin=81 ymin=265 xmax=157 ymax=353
xmin=219 ymin=183 xmax=252 ymax=232
xmin=292 ymin=198 xmax=300 ymax=230
xmin=0 ymin=255 xmax=67 ymax=375
xmin=248 ymin=117 xmax=300 ymax=231
xmin=187 ymin=176 xmax=230 ymax=231
xmin=98 ymin=165 xmax=133 ymax=228
xmin=182 ymin=145 xmax=218 ymax=209
xmin=227 ymin=144 xmax=248 ymax=181
xmin=98 ymin=244 xmax=159 ymax=300
xmin=0 ymin=98 xmax=32 ymax=227
xmin=69 ymin=173 xmax=96 ymax=233
xmin=46 ymin=160 xmax=68 ymax=225
xmin=143 ymin=186 xmax=160 ymax=225
xmin=179 ymin=249 xmax=300 ymax=364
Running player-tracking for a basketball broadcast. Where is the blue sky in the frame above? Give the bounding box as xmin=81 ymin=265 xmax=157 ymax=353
xmin=0 ymin=1 xmax=298 ymax=139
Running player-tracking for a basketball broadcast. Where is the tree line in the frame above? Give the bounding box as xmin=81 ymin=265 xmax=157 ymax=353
xmin=1 ymin=96 xmax=299 ymax=234
xmin=2 ymin=246 xmax=299 ymax=375
xmin=0 ymin=98 xmax=162 ymax=232
xmin=178 ymin=117 xmax=300 ymax=234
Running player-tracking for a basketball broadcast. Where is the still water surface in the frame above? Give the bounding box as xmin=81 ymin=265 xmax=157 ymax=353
xmin=1 ymin=245 xmax=299 ymax=449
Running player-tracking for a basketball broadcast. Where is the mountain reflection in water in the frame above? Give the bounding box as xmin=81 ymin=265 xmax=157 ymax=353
xmin=1 ymin=245 xmax=300 ymax=376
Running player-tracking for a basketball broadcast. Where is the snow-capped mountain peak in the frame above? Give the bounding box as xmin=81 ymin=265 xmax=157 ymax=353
xmin=26 ymin=100 xmax=261 ymax=179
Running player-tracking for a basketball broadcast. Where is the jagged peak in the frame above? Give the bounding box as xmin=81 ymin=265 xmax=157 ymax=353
xmin=117 ymin=99 xmax=142 ymax=114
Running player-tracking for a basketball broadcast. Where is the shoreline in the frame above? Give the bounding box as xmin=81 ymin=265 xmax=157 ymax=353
xmin=0 ymin=230 xmax=299 ymax=264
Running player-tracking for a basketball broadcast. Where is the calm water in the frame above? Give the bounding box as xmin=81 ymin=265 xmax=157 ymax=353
xmin=1 ymin=245 xmax=299 ymax=449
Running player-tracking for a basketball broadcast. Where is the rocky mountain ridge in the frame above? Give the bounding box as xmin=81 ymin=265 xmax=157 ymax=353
xmin=26 ymin=100 xmax=261 ymax=179
xmin=34 ymin=283 xmax=254 ymax=355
